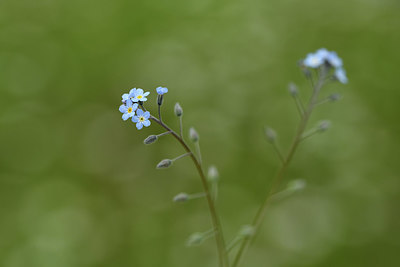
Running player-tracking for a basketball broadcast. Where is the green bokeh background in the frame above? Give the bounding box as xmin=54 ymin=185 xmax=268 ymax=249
xmin=1 ymin=0 xmax=399 ymax=266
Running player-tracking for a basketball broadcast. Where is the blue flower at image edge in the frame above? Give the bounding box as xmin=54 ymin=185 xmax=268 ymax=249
xmin=119 ymin=100 xmax=138 ymax=121
xmin=132 ymin=109 xmax=151 ymax=130
xmin=156 ymin=87 xmax=168 ymax=95
xmin=130 ymin=88 xmax=150 ymax=102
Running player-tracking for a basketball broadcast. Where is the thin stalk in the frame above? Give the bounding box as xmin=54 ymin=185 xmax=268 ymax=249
xmin=158 ymin=104 xmax=162 ymax=121
xmin=232 ymin=70 xmax=327 ymax=267
xmin=293 ymin=97 xmax=305 ymax=118
xmin=179 ymin=116 xmax=183 ymax=138
xmin=195 ymin=142 xmax=202 ymax=165
xmin=189 ymin=192 xmax=207 ymax=200
xmin=300 ymin=128 xmax=319 ymax=141
xmin=227 ymin=236 xmax=242 ymax=253
xmin=172 ymin=152 xmax=192 ymax=162
xmin=157 ymin=131 xmax=172 ymax=137
xmin=150 ymin=115 xmax=229 ymax=267
xmin=272 ymin=142 xmax=285 ymax=164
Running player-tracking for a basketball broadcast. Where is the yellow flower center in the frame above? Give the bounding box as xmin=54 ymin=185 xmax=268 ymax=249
xmin=137 ymin=95 xmax=143 ymax=99
xmin=127 ymin=107 xmax=133 ymax=113
xmin=139 ymin=116 xmax=145 ymax=122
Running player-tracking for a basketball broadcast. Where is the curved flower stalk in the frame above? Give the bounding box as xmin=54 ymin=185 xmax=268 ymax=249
xmin=118 ymin=86 xmax=229 ymax=267
xmin=231 ymin=48 xmax=348 ymax=266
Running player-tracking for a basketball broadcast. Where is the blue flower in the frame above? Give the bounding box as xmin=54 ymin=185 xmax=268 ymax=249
xmin=130 ymin=88 xmax=150 ymax=102
xmin=316 ymin=48 xmax=330 ymax=59
xmin=132 ymin=109 xmax=151 ymax=129
xmin=303 ymin=52 xmax=324 ymax=68
xmin=119 ymin=100 xmax=138 ymax=121
xmin=326 ymin=51 xmax=343 ymax=68
xmin=335 ymin=68 xmax=348 ymax=84
xmin=156 ymin=87 xmax=168 ymax=95
xmin=121 ymin=93 xmax=130 ymax=103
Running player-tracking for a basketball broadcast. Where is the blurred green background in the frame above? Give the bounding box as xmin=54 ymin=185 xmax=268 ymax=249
xmin=1 ymin=0 xmax=399 ymax=266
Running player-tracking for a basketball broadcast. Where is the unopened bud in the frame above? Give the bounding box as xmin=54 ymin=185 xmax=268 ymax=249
xmin=157 ymin=94 xmax=164 ymax=106
xmin=173 ymin=192 xmax=189 ymax=202
xmin=264 ymin=127 xmax=277 ymax=143
xmin=174 ymin=102 xmax=183 ymax=117
xmin=144 ymin=135 xmax=158 ymax=145
xmin=287 ymin=179 xmax=306 ymax=191
xmin=318 ymin=120 xmax=331 ymax=132
xmin=239 ymin=225 xmax=255 ymax=237
xmin=288 ymin=82 xmax=298 ymax=97
xmin=329 ymin=93 xmax=341 ymax=102
xmin=189 ymin=127 xmax=199 ymax=142
xmin=156 ymin=159 xmax=173 ymax=169
xmin=207 ymin=165 xmax=219 ymax=182
xmin=186 ymin=232 xmax=204 ymax=246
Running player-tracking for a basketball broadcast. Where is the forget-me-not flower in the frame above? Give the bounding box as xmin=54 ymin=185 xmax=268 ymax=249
xmin=119 ymin=100 xmax=138 ymax=121
xmin=335 ymin=68 xmax=348 ymax=84
xmin=156 ymin=87 xmax=168 ymax=95
xmin=303 ymin=52 xmax=324 ymax=68
xmin=316 ymin=48 xmax=330 ymax=59
xmin=132 ymin=109 xmax=151 ymax=129
xmin=326 ymin=52 xmax=343 ymax=68
xmin=130 ymin=88 xmax=150 ymax=102
xmin=121 ymin=88 xmax=138 ymax=103
xmin=122 ymin=93 xmax=130 ymax=103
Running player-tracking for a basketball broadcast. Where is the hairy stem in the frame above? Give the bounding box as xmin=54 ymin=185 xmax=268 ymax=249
xmin=150 ymin=116 xmax=229 ymax=267
xmin=232 ymin=70 xmax=326 ymax=267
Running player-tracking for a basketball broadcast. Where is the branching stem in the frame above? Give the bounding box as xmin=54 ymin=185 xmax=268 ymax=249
xmin=232 ymin=69 xmax=327 ymax=267
xmin=150 ymin=115 xmax=229 ymax=267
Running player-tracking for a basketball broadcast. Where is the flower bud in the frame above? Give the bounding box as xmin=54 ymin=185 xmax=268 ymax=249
xmin=173 ymin=192 xmax=189 ymax=202
xmin=264 ymin=127 xmax=277 ymax=143
xmin=156 ymin=159 xmax=173 ymax=169
xmin=189 ymin=127 xmax=199 ymax=142
xmin=207 ymin=165 xmax=219 ymax=182
xmin=157 ymin=94 xmax=164 ymax=106
xmin=239 ymin=225 xmax=255 ymax=237
xmin=287 ymin=179 xmax=306 ymax=191
xmin=174 ymin=102 xmax=183 ymax=117
xmin=288 ymin=82 xmax=298 ymax=97
xmin=318 ymin=120 xmax=331 ymax=132
xmin=143 ymin=135 xmax=158 ymax=145
xmin=186 ymin=232 xmax=204 ymax=246
xmin=328 ymin=93 xmax=341 ymax=102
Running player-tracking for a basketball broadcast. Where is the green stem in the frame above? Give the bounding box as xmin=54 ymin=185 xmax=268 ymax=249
xmin=232 ymin=70 xmax=326 ymax=267
xmin=150 ymin=116 xmax=229 ymax=267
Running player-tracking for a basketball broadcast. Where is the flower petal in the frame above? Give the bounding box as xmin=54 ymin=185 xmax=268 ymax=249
xmin=119 ymin=105 xmax=127 ymax=113
xmin=132 ymin=116 xmax=139 ymax=123
xmin=136 ymin=109 xmax=144 ymax=116
xmin=122 ymin=113 xmax=130 ymax=121
xmin=129 ymin=88 xmax=137 ymax=95
xmin=122 ymin=93 xmax=129 ymax=101
xmin=126 ymin=99 xmax=133 ymax=106
xmin=142 ymin=120 xmax=151 ymax=127
xmin=136 ymin=88 xmax=144 ymax=95
xmin=143 ymin=111 xmax=150 ymax=119
xmin=136 ymin=122 xmax=143 ymax=130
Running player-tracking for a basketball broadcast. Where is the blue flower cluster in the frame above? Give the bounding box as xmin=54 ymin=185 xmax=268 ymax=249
xmin=303 ymin=48 xmax=348 ymax=84
xmin=119 ymin=88 xmax=151 ymax=130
